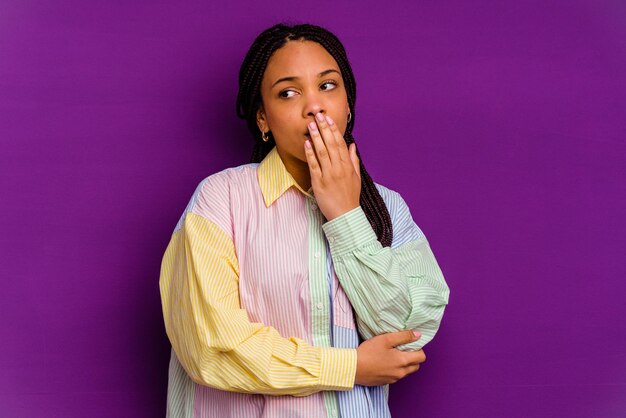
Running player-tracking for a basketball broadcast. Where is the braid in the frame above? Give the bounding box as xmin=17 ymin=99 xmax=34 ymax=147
xmin=344 ymin=130 xmax=393 ymax=247
xmin=236 ymin=23 xmax=393 ymax=247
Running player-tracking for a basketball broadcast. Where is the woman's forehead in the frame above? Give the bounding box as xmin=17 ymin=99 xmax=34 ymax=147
xmin=263 ymin=40 xmax=340 ymax=84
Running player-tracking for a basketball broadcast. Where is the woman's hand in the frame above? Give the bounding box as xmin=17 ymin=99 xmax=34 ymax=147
xmin=355 ymin=330 xmax=426 ymax=386
xmin=304 ymin=112 xmax=361 ymax=221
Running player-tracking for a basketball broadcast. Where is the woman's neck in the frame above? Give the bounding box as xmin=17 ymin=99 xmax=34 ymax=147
xmin=280 ymin=154 xmax=312 ymax=192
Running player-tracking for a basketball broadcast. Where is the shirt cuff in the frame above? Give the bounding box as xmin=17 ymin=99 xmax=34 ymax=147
xmin=322 ymin=206 xmax=378 ymax=257
xmin=318 ymin=347 xmax=357 ymax=391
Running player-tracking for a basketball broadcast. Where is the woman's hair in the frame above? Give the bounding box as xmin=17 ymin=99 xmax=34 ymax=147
xmin=236 ymin=23 xmax=393 ymax=247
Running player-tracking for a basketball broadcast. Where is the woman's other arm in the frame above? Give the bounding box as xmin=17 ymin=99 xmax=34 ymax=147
xmin=160 ymin=210 xmax=356 ymax=396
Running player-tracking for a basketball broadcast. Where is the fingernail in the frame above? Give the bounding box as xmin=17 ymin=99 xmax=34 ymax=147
xmin=326 ymin=115 xmax=334 ymax=125
xmin=308 ymin=121 xmax=318 ymax=131
xmin=315 ymin=112 xmax=324 ymax=122
xmin=413 ymin=330 xmax=421 ymax=339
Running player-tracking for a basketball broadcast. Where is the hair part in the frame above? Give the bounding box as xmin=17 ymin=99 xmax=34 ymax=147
xmin=236 ymin=23 xmax=393 ymax=247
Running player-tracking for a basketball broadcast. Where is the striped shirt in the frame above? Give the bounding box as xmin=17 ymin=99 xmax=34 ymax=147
xmin=159 ymin=146 xmax=450 ymax=418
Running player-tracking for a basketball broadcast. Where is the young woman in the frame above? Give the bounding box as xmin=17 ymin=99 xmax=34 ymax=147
xmin=159 ymin=23 xmax=450 ymax=418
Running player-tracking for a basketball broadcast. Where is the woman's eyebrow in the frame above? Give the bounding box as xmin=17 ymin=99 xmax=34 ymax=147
xmin=271 ymin=69 xmax=340 ymax=88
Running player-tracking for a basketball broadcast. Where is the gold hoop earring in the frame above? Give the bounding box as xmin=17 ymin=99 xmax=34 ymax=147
xmin=261 ymin=131 xmax=269 ymax=142
xmin=347 ymin=111 xmax=352 ymax=123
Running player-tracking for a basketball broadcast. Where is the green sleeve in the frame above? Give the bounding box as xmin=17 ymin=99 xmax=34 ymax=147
xmin=322 ymin=206 xmax=450 ymax=351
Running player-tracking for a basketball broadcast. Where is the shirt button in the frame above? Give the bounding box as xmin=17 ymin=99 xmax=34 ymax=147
xmin=316 ymin=303 xmax=323 ymax=310
xmin=314 ymin=251 xmax=321 ymax=258
xmin=328 ymin=236 xmax=335 ymax=243
xmin=311 ymin=203 xmax=317 ymax=211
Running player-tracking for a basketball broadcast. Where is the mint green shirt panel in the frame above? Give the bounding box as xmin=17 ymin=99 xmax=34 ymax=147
xmin=306 ymin=197 xmax=340 ymax=418
xmin=322 ymin=206 xmax=450 ymax=351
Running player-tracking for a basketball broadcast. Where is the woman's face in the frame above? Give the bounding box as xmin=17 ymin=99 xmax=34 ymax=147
xmin=256 ymin=40 xmax=351 ymax=171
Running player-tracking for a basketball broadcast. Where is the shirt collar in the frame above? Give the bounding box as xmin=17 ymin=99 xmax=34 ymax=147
xmin=258 ymin=146 xmax=312 ymax=207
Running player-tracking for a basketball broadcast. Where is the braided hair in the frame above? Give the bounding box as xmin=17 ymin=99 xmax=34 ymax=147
xmin=236 ymin=23 xmax=393 ymax=247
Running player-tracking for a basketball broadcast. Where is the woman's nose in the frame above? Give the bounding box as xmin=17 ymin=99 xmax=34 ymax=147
xmin=303 ymin=91 xmax=325 ymax=118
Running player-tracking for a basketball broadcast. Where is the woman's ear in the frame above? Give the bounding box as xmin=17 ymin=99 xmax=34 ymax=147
xmin=256 ymin=106 xmax=268 ymax=132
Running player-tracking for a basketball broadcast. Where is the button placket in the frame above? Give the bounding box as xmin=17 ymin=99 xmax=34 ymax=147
xmin=307 ymin=196 xmax=331 ymax=349
xmin=307 ymin=199 xmax=341 ymax=418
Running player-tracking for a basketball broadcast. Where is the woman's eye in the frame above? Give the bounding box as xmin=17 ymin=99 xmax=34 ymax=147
xmin=321 ymin=81 xmax=337 ymax=91
xmin=279 ymin=89 xmax=297 ymax=98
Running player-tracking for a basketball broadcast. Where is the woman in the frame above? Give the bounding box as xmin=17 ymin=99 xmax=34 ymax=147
xmin=159 ymin=23 xmax=450 ymax=418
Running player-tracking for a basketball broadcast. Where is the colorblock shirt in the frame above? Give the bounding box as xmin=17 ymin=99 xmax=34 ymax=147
xmin=159 ymin=147 xmax=450 ymax=418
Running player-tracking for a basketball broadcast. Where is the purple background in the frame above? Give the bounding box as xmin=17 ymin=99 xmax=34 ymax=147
xmin=1 ymin=1 xmax=625 ymax=417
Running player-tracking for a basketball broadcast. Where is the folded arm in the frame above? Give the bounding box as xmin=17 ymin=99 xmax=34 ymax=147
xmin=160 ymin=211 xmax=356 ymax=396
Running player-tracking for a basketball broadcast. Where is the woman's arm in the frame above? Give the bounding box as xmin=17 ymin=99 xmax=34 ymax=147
xmin=322 ymin=195 xmax=450 ymax=352
xmin=301 ymin=113 xmax=450 ymax=352
xmin=159 ymin=210 xmax=356 ymax=396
